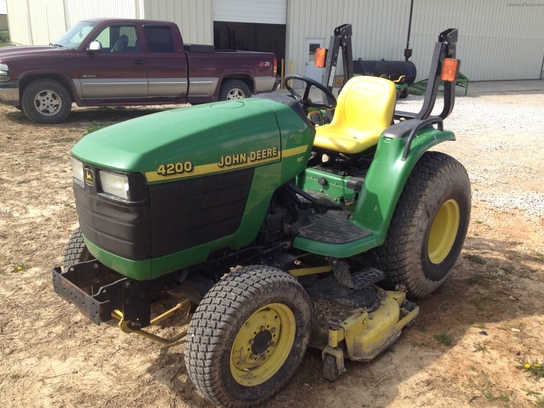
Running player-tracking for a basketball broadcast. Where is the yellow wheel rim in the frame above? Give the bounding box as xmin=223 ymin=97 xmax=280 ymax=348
xmin=230 ymin=303 xmax=295 ymax=387
xmin=428 ymin=199 xmax=460 ymax=264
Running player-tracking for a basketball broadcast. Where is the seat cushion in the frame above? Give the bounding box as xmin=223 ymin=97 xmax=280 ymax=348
xmin=314 ymin=76 xmax=396 ymax=154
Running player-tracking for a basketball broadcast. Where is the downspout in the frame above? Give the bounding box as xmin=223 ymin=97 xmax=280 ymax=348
xmin=63 ymin=0 xmax=70 ymax=31
xmin=404 ymin=0 xmax=414 ymax=61
xmin=25 ymin=0 xmax=33 ymax=45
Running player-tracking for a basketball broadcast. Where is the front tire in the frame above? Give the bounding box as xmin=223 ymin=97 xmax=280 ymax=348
xmin=376 ymin=152 xmax=471 ymax=298
xmin=219 ymin=79 xmax=251 ymax=101
xmin=185 ymin=266 xmax=311 ymax=407
xmin=21 ymin=79 xmax=72 ymax=124
xmin=63 ymin=228 xmax=94 ymax=270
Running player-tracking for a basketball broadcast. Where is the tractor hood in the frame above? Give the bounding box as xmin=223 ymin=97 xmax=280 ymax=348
xmin=71 ymin=97 xmax=314 ymax=184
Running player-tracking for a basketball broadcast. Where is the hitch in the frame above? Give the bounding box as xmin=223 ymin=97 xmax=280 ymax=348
xmin=111 ymin=299 xmax=191 ymax=345
xmin=52 ymin=260 xmax=188 ymax=344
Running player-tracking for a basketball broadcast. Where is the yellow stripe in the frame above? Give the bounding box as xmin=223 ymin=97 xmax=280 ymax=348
xmin=283 ymin=145 xmax=308 ymax=157
xmin=145 ymin=145 xmax=309 ymax=183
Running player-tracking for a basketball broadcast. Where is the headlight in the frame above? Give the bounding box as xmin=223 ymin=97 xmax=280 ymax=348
xmin=0 ymin=63 xmax=10 ymax=82
xmin=71 ymin=157 xmax=84 ymax=184
xmin=99 ymin=170 xmax=130 ymax=200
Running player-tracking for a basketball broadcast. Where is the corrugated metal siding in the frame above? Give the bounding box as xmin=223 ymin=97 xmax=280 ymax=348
xmin=286 ymin=0 xmax=544 ymax=81
xmin=410 ymin=0 xmax=544 ymax=81
xmin=286 ymin=0 xmax=410 ymax=77
xmin=65 ymin=0 xmax=139 ymax=27
xmin=213 ymin=0 xmax=287 ymax=24
xmin=7 ymin=0 xmax=66 ymax=45
xmin=142 ymin=0 xmax=213 ymax=44
xmin=5 ymin=0 xmax=544 ymax=80
xmin=6 ymin=0 xmax=30 ymax=44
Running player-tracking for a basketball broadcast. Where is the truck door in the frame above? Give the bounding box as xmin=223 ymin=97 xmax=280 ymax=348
xmin=79 ymin=24 xmax=147 ymax=99
xmin=143 ymin=25 xmax=188 ymax=98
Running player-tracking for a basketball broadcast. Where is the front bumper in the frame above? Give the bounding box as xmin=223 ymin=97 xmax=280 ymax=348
xmin=0 ymin=80 xmax=20 ymax=106
xmin=52 ymin=260 xmax=179 ymax=327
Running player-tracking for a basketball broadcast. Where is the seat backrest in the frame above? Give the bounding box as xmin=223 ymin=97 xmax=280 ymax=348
xmin=331 ymin=76 xmax=396 ymax=137
xmin=112 ymin=35 xmax=129 ymax=52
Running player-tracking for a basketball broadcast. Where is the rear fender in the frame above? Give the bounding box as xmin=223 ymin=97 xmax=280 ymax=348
xmin=351 ymin=124 xmax=455 ymax=242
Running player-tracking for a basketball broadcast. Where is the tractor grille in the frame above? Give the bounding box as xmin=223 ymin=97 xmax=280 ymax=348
xmin=148 ymin=169 xmax=254 ymax=257
xmin=74 ymin=167 xmax=254 ymax=261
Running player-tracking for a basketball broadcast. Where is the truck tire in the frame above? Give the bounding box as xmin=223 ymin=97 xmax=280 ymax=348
xmin=375 ymin=152 xmax=471 ymax=298
xmin=185 ymin=265 xmax=311 ymax=407
xmin=21 ymin=79 xmax=72 ymax=124
xmin=63 ymin=228 xmax=94 ymax=270
xmin=219 ymin=79 xmax=251 ymax=101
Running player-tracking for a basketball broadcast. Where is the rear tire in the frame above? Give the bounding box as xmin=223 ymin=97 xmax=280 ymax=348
xmin=219 ymin=79 xmax=251 ymax=101
xmin=375 ymin=152 xmax=471 ymax=298
xmin=21 ymin=79 xmax=72 ymax=124
xmin=185 ymin=265 xmax=311 ymax=407
xmin=63 ymin=228 xmax=94 ymax=269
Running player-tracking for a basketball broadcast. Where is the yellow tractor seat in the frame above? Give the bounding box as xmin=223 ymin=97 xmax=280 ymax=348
xmin=314 ymin=76 xmax=397 ymax=155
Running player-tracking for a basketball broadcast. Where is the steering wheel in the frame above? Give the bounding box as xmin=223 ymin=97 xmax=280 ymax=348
xmin=284 ymin=74 xmax=337 ymax=111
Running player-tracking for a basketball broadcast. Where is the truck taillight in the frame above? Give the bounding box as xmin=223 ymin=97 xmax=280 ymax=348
xmin=273 ymin=56 xmax=277 ymax=76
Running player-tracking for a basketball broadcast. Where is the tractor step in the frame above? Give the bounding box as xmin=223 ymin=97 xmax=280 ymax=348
xmin=293 ymin=209 xmax=373 ymax=244
xmin=352 ymin=267 xmax=385 ymax=288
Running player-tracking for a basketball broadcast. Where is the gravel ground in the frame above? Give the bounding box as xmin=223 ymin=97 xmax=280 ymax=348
xmin=397 ymin=92 xmax=544 ymax=220
xmin=0 ymin=87 xmax=543 ymax=408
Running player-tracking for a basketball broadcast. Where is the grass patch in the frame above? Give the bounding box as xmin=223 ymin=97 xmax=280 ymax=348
xmin=85 ymin=124 xmax=108 ymax=134
xmin=414 ymin=322 xmax=427 ymax=332
xmin=483 ymin=391 xmax=509 ymax=402
xmin=433 ymin=332 xmax=454 ymax=346
xmin=517 ymin=362 xmax=544 ymax=379
xmin=472 ymin=343 xmax=489 ymax=353
xmin=465 ymin=273 xmax=495 ymax=286
xmin=11 ymin=264 xmax=27 ymax=273
xmin=506 ymin=253 xmax=524 ymax=262
xmin=55 ymin=136 xmax=76 ymax=143
xmin=465 ymin=254 xmax=486 ymax=265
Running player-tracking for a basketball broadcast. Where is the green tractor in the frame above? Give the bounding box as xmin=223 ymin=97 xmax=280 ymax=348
xmin=53 ymin=28 xmax=469 ymax=407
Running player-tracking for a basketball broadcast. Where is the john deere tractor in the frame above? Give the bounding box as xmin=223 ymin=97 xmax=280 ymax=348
xmin=53 ymin=28 xmax=469 ymax=407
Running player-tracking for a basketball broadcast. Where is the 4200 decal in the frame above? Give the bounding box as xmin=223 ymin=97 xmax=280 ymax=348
xmin=156 ymin=162 xmax=194 ymax=176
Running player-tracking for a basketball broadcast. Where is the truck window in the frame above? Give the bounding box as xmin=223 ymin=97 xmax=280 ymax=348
xmin=144 ymin=26 xmax=175 ymax=53
xmin=93 ymin=25 xmax=139 ymax=53
xmin=53 ymin=21 xmax=98 ymax=49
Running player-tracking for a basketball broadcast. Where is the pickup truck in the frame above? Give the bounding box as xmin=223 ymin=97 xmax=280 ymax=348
xmin=0 ymin=18 xmax=278 ymax=123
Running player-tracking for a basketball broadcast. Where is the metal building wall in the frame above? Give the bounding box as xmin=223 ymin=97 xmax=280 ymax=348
xmin=213 ymin=0 xmax=287 ymax=24
xmin=142 ymin=0 xmax=213 ymax=44
xmin=64 ymin=0 xmax=143 ymax=28
xmin=286 ymin=0 xmax=412 ymax=78
xmin=410 ymin=0 xmax=544 ymax=81
xmin=7 ymin=0 xmax=66 ymax=45
xmin=286 ymin=0 xmax=544 ymax=82
xmin=6 ymin=0 xmax=212 ymax=46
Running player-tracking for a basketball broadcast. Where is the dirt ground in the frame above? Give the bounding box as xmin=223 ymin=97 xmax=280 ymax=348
xmin=0 ymin=91 xmax=543 ymax=408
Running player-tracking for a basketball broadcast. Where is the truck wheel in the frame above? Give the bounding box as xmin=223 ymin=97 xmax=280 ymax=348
xmin=21 ymin=79 xmax=72 ymax=124
xmin=185 ymin=265 xmax=311 ymax=407
xmin=64 ymin=228 xmax=94 ymax=269
xmin=376 ymin=152 xmax=471 ymax=298
xmin=219 ymin=79 xmax=251 ymax=100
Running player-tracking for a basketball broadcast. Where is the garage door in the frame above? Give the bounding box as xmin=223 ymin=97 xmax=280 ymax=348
xmin=213 ymin=0 xmax=287 ymax=24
